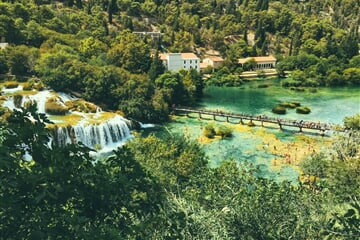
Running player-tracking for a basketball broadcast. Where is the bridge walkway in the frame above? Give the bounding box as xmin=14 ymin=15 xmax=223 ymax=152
xmin=171 ymin=107 xmax=341 ymax=134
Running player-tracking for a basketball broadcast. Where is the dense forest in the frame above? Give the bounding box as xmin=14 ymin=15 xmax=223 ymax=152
xmin=1 ymin=103 xmax=359 ymax=239
xmin=0 ymin=0 xmax=359 ymax=121
xmin=0 ymin=0 xmax=360 ymax=239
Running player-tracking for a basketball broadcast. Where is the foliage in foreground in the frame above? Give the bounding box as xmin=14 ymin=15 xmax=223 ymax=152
xmin=0 ymin=106 xmax=359 ymax=239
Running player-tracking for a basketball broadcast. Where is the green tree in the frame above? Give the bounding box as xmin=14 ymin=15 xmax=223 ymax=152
xmin=322 ymin=199 xmax=360 ymax=239
xmin=35 ymin=49 xmax=80 ymax=91
xmin=203 ymin=124 xmax=216 ymax=138
xmin=78 ymin=36 xmax=107 ymax=60
xmin=24 ymin=20 xmax=46 ymax=48
xmin=344 ymin=114 xmax=360 ymax=130
xmin=0 ymin=50 xmax=8 ymax=74
xmin=5 ymin=45 xmax=39 ymax=76
xmin=148 ymin=50 xmax=165 ymax=81
xmin=126 ymin=134 xmax=208 ymax=189
xmin=343 ymin=68 xmax=360 ymax=85
xmin=107 ymin=30 xmax=152 ymax=74
xmin=0 ymin=103 xmax=162 ymax=239
xmin=349 ymin=55 xmax=360 ymax=68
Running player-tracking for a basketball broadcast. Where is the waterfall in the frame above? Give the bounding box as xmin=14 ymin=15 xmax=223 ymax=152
xmin=52 ymin=115 xmax=132 ymax=152
xmin=2 ymin=90 xmax=61 ymax=113
xmin=22 ymin=90 xmax=54 ymax=113
xmin=2 ymin=89 xmax=134 ymax=154
xmin=1 ymin=85 xmax=23 ymax=94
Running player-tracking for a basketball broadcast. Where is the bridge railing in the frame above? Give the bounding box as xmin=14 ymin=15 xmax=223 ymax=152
xmin=171 ymin=106 xmax=342 ymax=131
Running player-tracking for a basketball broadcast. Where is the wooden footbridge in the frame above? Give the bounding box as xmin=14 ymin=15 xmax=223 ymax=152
xmin=171 ymin=107 xmax=341 ymax=135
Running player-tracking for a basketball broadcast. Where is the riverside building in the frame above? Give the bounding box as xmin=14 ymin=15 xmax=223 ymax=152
xmin=159 ymin=53 xmax=200 ymax=72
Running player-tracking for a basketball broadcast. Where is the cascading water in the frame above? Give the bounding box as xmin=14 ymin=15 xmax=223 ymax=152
xmin=52 ymin=115 xmax=132 ymax=152
xmin=2 ymin=90 xmax=55 ymax=113
xmin=1 ymin=89 xmax=133 ymax=153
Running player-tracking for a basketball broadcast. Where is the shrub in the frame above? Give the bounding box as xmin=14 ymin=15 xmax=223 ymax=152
xmin=216 ymin=126 xmax=233 ymax=139
xmin=296 ymin=106 xmax=311 ymax=114
xmin=203 ymin=124 xmax=216 ymax=138
xmin=272 ymin=106 xmax=287 ymax=114
xmin=344 ymin=113 xmax=360 ymax=130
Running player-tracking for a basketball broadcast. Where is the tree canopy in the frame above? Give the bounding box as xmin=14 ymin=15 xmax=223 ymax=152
xmin=0 ymin=105 xmax=359 ymax=239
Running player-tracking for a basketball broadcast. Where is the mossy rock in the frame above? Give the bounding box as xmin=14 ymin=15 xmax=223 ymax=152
xmin=279 ymin=102 xmax=291 ymax=108
xmin=13 ymin=94 xmax=23 ymax=108
xmin=279 ymin=101 xmax=301 ymax=109
xmin=22 ymin=82 xmax=33 ymax=91
xmin=290 ymin=101 xmax=301 ymax=107
xmin=23 ymin=78 xmax=45 ymax=91
xmin=272 ymin=106 xmax=287 ymax=114
xmin=296 ymin=106 xmax=311 ymax=114
xmin=65 ymin=100 xmax=98 ymax=113
xmin=84 ymin=102 xmax=98 ymax=113
xmin=4 ymin=81 xmax=19 ymax=89
xmin=45 ymin=100 xmax=68 ymax=115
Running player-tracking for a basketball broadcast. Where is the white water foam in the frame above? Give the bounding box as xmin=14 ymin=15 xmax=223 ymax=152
xmin=1 ymin=85 xmax=23 ymax=94
xmin=53 ymin=114 xmax=133 ymax=152
xmin=2 ymin=90 xmax=134 ymax=154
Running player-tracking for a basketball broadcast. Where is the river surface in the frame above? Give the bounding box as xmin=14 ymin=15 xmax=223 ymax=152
xmin=159 ymin=79 xmax=360 ymax=182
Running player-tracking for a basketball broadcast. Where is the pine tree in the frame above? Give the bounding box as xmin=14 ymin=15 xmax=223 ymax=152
xmin=149 ymin=51 xmax=165 ymax=81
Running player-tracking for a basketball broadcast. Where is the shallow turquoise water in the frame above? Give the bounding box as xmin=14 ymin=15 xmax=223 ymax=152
xmin=200 ymin=79 xmax=360 ymax=124
xmin=160 ymin=80 xmax=360 ymax=182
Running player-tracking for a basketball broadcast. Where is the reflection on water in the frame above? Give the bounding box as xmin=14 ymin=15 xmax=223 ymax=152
xmin=164 ymin=80 xmax=359 ymax=182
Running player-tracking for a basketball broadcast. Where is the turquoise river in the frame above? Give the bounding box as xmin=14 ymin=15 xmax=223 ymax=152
xmin=155 ymin=79 xmax=360 ymax=182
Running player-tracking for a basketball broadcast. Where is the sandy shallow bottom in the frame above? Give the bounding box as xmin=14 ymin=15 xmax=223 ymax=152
xmin=168 ymin=115 xmax=332 ymax=182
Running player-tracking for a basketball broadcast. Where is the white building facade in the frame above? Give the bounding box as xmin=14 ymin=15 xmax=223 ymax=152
xmin=238 ymin=56 xmax=277 ymax=69
xmin=159 ymin=53 xmax=200 ymax=72
xmin=200 ymin=56 xmax=224 ymax=69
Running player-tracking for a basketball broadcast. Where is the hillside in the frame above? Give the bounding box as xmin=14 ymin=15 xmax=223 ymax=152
xmin=0 ymin=0 xmax=359 ymax=121
xmin=0 ymin=1 xmax=360 ymax=239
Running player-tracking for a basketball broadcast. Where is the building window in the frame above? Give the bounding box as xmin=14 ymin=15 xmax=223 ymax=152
xmin=184 ymin=60 xmax=186 ymax=64
xmin=190 ymin=60 xmax=192 ymax=64
xmin=190 ymin=66 xmax=192 ymax=68
xmin=195 ymin=60 xmax=197 ymax=63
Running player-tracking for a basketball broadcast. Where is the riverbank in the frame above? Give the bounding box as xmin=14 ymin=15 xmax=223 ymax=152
xmin=240 ymin=69 xmax=278 ymax=79
xmin=164 ymin=82 xmax=359 ymax=181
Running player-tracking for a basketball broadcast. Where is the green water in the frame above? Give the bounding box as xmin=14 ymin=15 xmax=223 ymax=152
xmin=158 ymin=80 xmax=360 ymax=182
xmin=200 ymin=79 xmax=360 ymax=124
